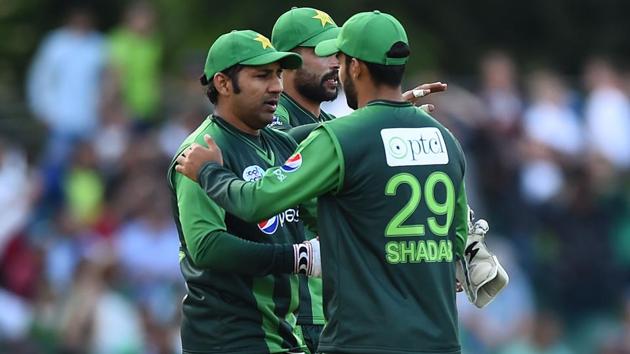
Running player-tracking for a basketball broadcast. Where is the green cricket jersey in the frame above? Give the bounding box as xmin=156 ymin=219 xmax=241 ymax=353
xmin=197 ymin=101 xmax=469 ymax=354
xmin=167 ymin=116 xmax=310 ymax=354
xmin=272 ymin=93 xmax=332 ymax=328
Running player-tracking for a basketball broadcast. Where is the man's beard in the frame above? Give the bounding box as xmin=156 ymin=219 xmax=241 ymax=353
xmin=294 ymin=69 xmax=339 ymax=103
xmin=343 ymin=67 xmax=358 ymax=110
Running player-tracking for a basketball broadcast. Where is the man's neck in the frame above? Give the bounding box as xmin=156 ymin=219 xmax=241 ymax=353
xmin=214 ymin=106 xmax=259 ymax=136
xmin=283 ymin=85 xmax=321 ymax=118
xmin=357 ymin=85 xmax=404 ymax=109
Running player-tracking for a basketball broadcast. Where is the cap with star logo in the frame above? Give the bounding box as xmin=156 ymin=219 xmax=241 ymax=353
xmin=271 ymin=7 xmax=341 ymax=52
xmin=315 ymin=10 xmax=409 ymax=66
xmin=202 ymin=30 xmax=303 ymax=83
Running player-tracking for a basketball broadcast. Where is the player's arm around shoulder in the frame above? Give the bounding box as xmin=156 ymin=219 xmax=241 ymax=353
xmin=194 ymin=127 xmax=342 ymax=223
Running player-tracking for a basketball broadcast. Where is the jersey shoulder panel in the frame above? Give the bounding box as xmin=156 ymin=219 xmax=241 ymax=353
xmin=168 ymin=118 xmax=228 ymax=184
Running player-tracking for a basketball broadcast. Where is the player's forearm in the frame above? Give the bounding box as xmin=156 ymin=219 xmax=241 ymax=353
xmin=197 ymin=163 xmax=293 ymax=222
xmin=189 ymin=230 xmax=294 ymax=275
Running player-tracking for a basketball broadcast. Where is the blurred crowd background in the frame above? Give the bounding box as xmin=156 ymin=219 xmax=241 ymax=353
xmin=0 ymin=1 xmax=629 ymax=353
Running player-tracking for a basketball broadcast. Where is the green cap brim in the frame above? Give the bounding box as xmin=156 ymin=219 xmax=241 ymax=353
xmin=241 ymin=51 xmax=302 ymax=69
xmin=314 ymin=38 xmax=339 ymax=57
xmin=300 ymin=27 xmax=341 ymax=48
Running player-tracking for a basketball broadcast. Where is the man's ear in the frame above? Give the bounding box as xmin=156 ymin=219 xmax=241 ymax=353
xmin=349 ymin=57 xmax=362 ymax=80
xmin=213 ymin=72 xmax=231 ymax=96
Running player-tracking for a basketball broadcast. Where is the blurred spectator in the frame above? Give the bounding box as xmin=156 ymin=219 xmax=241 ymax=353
xmin=63 ymin=140 xmax=105 ymax=226
xmin=1 ymin=224 xmax=42 ymax=302
xmin=473 ymin=51 xmax=526 ymax=233
xmin=523 ymin=69 xmax=583 ymax=156
xmin=0 ymin=138 xmax=37 ymax=255
xmin=93 ymin=107 xmax=131 ymax=176
xmin=113 ymin=133 xmax=170 ymax=215
xmin=106 ymin=1 xmax=162 ymax=130
xmin=583 ymin=58 xmax=630 ymax=171
xmin=114 ymin=176 xmax=180 ymax=296
xmin=479 ymin=50 xmax=523 ymax=132
xmin=0 ymin=288 xmax=34 ymax=346
xmin=56 ymin=256 xmax=145 ymax=354
xmin=519 ymin=69 xmax=583 ymax=204
xmin=26 ymin=5 xmax=106 ymax=161
xmin=38 ymin=207 xmax=96 ymax=296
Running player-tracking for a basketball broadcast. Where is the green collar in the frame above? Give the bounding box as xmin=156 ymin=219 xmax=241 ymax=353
xmin=366 ymin=99 xmax=412 ymax=107
xmin=281 ymin=92 xmax=325 ymax=123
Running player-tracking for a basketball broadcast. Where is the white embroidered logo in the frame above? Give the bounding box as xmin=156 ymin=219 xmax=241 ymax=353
xmin=380 ymin=128 xmax=449 ymax=167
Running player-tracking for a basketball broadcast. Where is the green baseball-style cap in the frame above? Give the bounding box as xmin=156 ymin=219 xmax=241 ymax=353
xmin=271 ymin=7 xmax=341 ymax=52
xmin=314 ymin=10 xmax=409 ymax=65
xmin=202 ymin=30 xmax=302 ymax=81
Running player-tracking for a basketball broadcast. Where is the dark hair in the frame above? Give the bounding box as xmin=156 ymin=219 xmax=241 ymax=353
xmin=201 ymin=64 xmax=244 ymax=104
xmin=345 ymin=41 xmax=409 ymax=87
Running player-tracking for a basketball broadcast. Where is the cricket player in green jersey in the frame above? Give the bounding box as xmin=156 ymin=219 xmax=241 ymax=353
xmin=269 ymin=9 xmax=450 ymax=352
xmin=176 ymin=11 xmax=467 ymax=354
xmin=270 ymin=9 xmax=452 ymax=351
xmin=168 ymin=30 xmax=324 ymax=354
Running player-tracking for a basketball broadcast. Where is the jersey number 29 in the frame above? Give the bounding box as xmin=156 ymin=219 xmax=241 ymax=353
xmin=384 ymin=172 xmax=455 ymax=237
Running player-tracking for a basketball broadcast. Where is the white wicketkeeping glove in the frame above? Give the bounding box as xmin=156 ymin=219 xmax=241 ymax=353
xmin=293 ymin=238 xmax=321 ymax=277
xmin=456 ymin=209 xmax=509 ymax=308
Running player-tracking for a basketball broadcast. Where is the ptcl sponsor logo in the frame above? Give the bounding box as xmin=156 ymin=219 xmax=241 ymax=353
xmin=380 ymin=128 xmax=449 ymax=167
